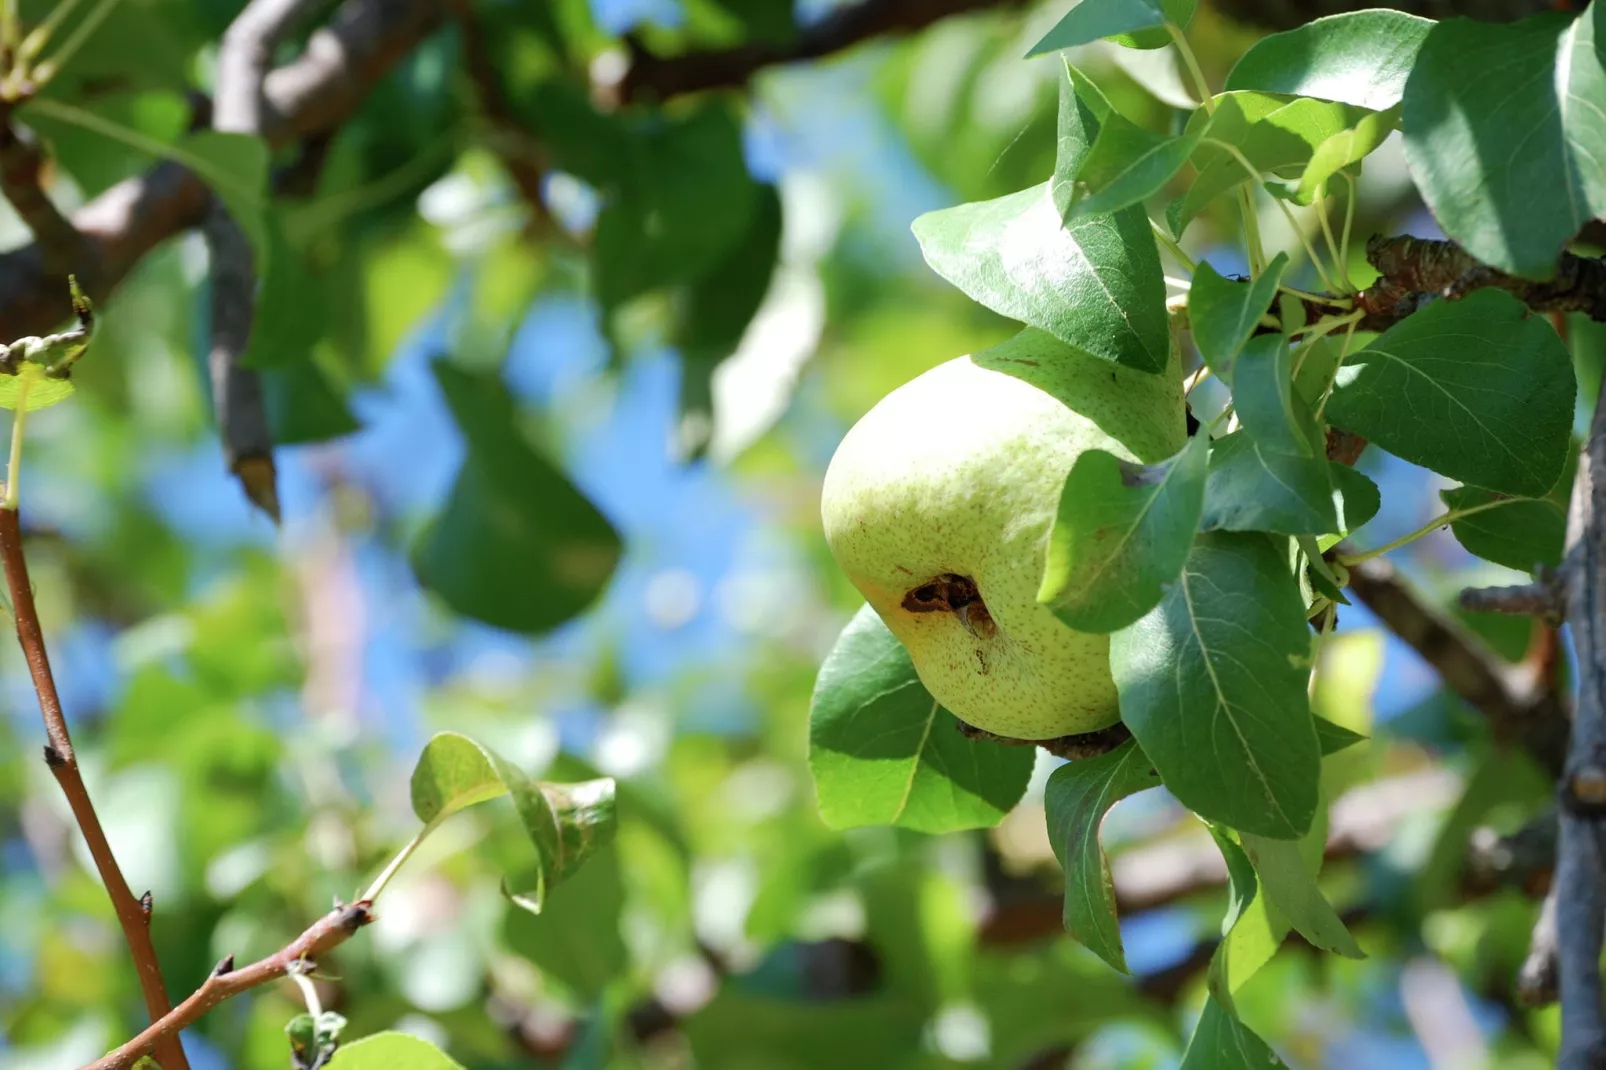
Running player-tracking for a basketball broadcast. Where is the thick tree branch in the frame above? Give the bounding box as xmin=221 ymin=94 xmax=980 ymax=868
xmin=1356 ymin=235 xmax=1606 ymax=331
xmin=82 ymin=901 xmax=374 ymax=1070
xmin=205 ymin=0 xmax=325 ymax=522
xmin=1460 ymin=570 xmax=1566 ymax=624
xmin=0 ymin=0 xmax=445 ymax=343
xmin=1343 ymin=554 xmax=1569 ymax=776
xmin=0 ymin=507 xmax=187 ymax=1070
xmin=1556 ymin=368 xmax=1606 ymax=1068
xmin=613 ymin=0 xmax=1024 ymax=104
xmin=0 ymin=118 xmax=85 ymax=278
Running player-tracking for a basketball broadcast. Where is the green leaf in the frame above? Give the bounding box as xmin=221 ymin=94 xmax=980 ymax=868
xmin=1204 ymin=824 xmax=1279 ymax=996
xmin=413 ymin=361 xmax=622 ymax=634
xmin=1026 ymin=0 xmax=1174 ymax=56
xmin=809 ymin=606 xmax=1035 ymax=833
xmin=1225 ymin=10 xmax=1434 ymax=110
xmin=912 ymin=182 xmax=1169 ymax=373
xmin=1109 ymin=0 xmax=1197 ymax=48
xmin=1325 ymin=289 xmax=1576 ymax=497
xmin=1189 ymin=254 xmax=1287 ymax=381
xmin=1403 ymin=11 xmax=1606 ymax=279
xmin=1111 ymin=532 xmax=1321 ymax=839
xmin=326 ymin=1033 xmax=465 ymax=1069
xmin=1043 ymin=740 xmax=1162 ymax=972
xmin=673 ymin=183 xmax=783 ymax=458
xmin=1232 ymin=333 xmax=1316 ymax=458
xmin=1239 ymin=832 xmax=1364 ymax=958
xmin=593 ymin=102 xmax=762 ymax=309
xmin=0 ymin=363 xmax=74 ymax=412
xmin=1331 ymin=464 xmax=1382 ymax=534
xmin=1296 ymin=105 xmax=1400 ymax=203
xmin=1039 ymin=434 xmax=1208 ymax=633
xmin=685 ymin=991 xmax=922 ymax=1070
xmin=410 ymin=731 xmax=617 ymax=911
xmin=1054 ymin=60 xmax=1105 ymax=216
xmin=1315 ymin=715 xmax=1368 ymax=755
xmin=1068 ymin=112 xmax=1204 ymax=219
xmin=1441 ymin=486 xmax=1565 ymax=573
xmin=504 ymin=842 xmax=628 ymax=998
xmin=1180 ymin=996 xmax=1290 ymax=1069
xmin=1200 ymin=431 xmax=1341 ymax=536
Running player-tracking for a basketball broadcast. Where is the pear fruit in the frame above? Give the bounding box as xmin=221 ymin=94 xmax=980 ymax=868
xmin=820 ymin=328 xmax=1186 ymax=740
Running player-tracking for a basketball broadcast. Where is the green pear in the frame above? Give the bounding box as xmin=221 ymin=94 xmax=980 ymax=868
xmin=820 ymin=328 xmax=1186 ymax=740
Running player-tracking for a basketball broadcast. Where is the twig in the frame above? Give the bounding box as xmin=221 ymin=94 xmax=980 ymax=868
xmin=82 ymin=901 xmax=375 ymax=1070
xmin=0 ymin=508 xmax=186 ymax=1070
xmin=609 ymin=0 xmax=1024 ymax=104
xmin=450 ymin=0 xmax=546 ymax=229
xmin=1517 ymin=886 xmax=1560 ymax=1006
xmin=205 ymin=0 xmax=324 ymax=522
xmin=0 ymin=0 xmax=444 ymax=344
xmin=1343 ymin=553 xmax=1570 ymax=776
xmin=1556 ymin=367 xmax=1606 ymax=1067
xmin=0 ymin=118 xmax=84 ymax=279
xmin=1460 ymin=568 xmax=1566 ymax=625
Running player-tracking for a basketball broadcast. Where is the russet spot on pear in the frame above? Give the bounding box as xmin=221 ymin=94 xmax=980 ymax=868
xmin=820 ymin=328 xmax=1186 ymax=740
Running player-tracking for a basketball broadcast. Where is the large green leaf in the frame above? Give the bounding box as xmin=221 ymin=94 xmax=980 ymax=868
xmin=1206 ymin=825 xmax=1284 ymax=996
xmin=327 ymin=1033 xmax=464 ymax=1069
xmin=1067 ymin=111 xmax=1204 ymax=219
xmin=809 ymin=606 xmax=1034 ymax=833
xmin=1239 ymin=832 xmax=1364 ymax=958
xmin=1043 ymin=740 xmax=1162 ymax=972
xmin=1189 ymin=255 xmax=1287 ymax=380
xmin=1232 ymin=333 xmax=1317 ymax=458
xmin=1039 ymin=434 xmax=1208 ymax=633
xmin=1054 ymin=59 xmax=1103 ymax=216
xmin=913 ymin=182 xmax=1169 ymax=373
xmin=1111 ymin=532 xmax=1320 ymax=839
xmin=1403 ymin=11 xmax=1606 ymax=279
xmin=1225 ymin=10 xmax=1434 ymax=110
xmin=1200 ymin=431 xmax=1351 ymax=536
xmin=409 ymin=731 xmax=617 ymax=912
xmin=1180 ymin=996 xmax=1290 ymax=1068
xmin=1296 ymin=105 xmax=1400 ymax=203
xmin=1441 ymin=486 xmax=1566 ymax=572
xmin=1027 ymin=0 xmax=1185 ymax=55
xmin=413 ymin=361 xmax=622 ymax=634
xmin=504 ymin=842 xmax=628 ymax=998
xmin=1325 ymin=289 xmax=1576 ymax=497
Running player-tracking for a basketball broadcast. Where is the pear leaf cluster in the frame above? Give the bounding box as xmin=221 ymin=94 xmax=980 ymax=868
xmin=811 ymin=0 xmax=1599 ymax=1058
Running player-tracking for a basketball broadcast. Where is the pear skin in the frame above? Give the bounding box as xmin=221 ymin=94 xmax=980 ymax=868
xmin=820 ymin=328 xmax=1186 ymax=740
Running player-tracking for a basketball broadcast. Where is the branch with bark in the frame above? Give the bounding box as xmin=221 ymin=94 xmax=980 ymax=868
xmin=84 ymin=901 xmax=374 ymax=1070
xmin=0 ymin=506 xmax=187 ymax=1070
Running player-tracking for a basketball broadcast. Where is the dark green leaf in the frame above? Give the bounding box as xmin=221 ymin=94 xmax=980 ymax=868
xmin=912 ymin=182 xmax=1169 ymax=373
xmin=326 ymin=1032 xmax=465 ymax=1069
xmin=241 ymin=219 xmax=324 ymax=371
xmin=1206 ymin=826 xmax=1280 ymax=995
xmin=1232 ymin=333 xmax=1316 ymax=457
xmin=1200 ymin=431 xmax=1340 ymax=536
xmin=1027 ymin=0 xmax=1173 ymax=56
xmin=685 ymin=991 xmax=922 ymax=1070
xmin=1331 ymin=465 xmax=1381 ymax=533
xmin=1039 ymin=434 xmax=1208 ymax=633
xmin=1109 ymin=0 xmax=1197 ymax=48
xmin=413 ymin=360 xmax=622 ymax=634
xmin=1044 ymin=740 xmax=1162 ymax=972
xmin=1054 ymin=59 xmax=1105 ymax=216
xmin=809 ymin=606 xmax=1034 ymax=833
xmin=1180 ymin=996 xmax=1289 ymax=1069
xmin=1068 ymin=112 xmax=1204 ymax=219
xmin=1440 ymin=486 xmax=1565 ymax=572
xmin=1403 ymin=12 xmax=1606 ymax=279
xmin=1189 ymin=255 xmax=1287 ymax=381
xmin=1315 ymin=716 xmax=1367 ymax=755
xmin=1326 ymin=289 xmax=1576 ymax=497
xmin=410 ymin=731 xmax=617 ymax=912
xmin=178 ymin=130 xmax=271 ymax=264
xmin=1112 ymin=532 xmax=1321 ymax=839
xmin=674 ymin=183 xmax=783 ymax=458
xmin=1225 ymin=10 xmax=1434 ymax=110
xmin=1239 ymin=832 xmax=1364 ymax=957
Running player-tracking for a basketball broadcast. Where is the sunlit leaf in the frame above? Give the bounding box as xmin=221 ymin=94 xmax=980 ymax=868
xmin=1225 ymin=10 xmax=1434 ymax=110
xmin=326 ymin=1033 xmax=465 ymax=1069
